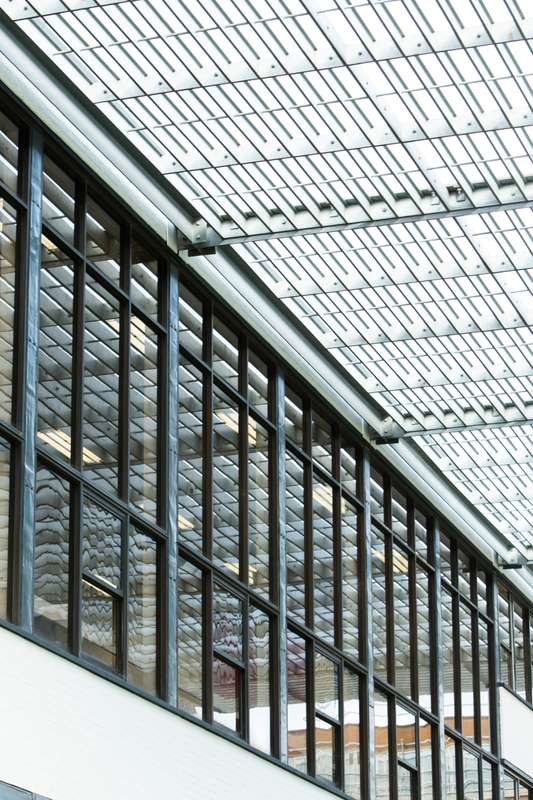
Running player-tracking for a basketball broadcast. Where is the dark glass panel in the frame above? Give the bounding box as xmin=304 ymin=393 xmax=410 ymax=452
xmin=0 ymin=111 xmax=18 ymax=192
xmin=340 ymin=445 xmax=357 ymax=497
xmin=374 ymin=691 xmax=390 ymax=800
xmin=285 ymin=386 xmax=303 ymax=447
xmin=86 ymin=197 xmax=120 ymax=284
xmin=0 ymin=198 xmax=16 ymax=422
xmin=370 ymin=467 xmax=384 ymax=524
xmin=315 ymin=651 xmax=339 ymax=720
xmin=38 ymin=237 xmax=74 ymax=462
xmin=313 ymin=478 xmax=335 ymax=645
xmin=419 ymin=718 xmax=434 ymax=800
xmin=392 ymin=543 xmax=411 ymax=698
xmin=213 ymin=657 xmax=240 ymax=733
xmin=34 ymin=467 xmax=70 ymax=646
xmin=128 ymin=529 xmax=157 ymax=694
xmin=213 ymin=315 xmax=238 ymax=389
xmin=444 ymin=735 xmax=458 ymax=800
xmin=129 ymin=316 xmax=158 ymax=520
xmin=248 ymin=418 xmax=270 ymax=597
xmin=311 ymin=410 xmax=332 ymax=473
xmin=81 ymin=579 xmax=118 ymax=669
xmin=42 ymin=156 xmax=75 ymax=246
xmin=478 ymin=618 xmax=491 ymax=751
xmin=82 ymin=498 xmax=122 ymax=589
xmin=315 ymin=717 xmax=336 ymax=784
xmin=177 ymin=356 xmax=203 ymax=551
xmin=463 ymin=748 xmax=480 ymax=800
xmin=0 ymin=440 xmax=9 ymax=618
xmin=286 ymin=452 xmax=306 ymax=626
xmin=212 ymin=388 xmax=240 ymax=574
xmin=341 ymin=498 xmax=358 ymax=659
xmin=287 ymin=629 xmax=307 ymax=774
xmin=83 ymin=278 xmax=120 ymax=494
xmin=178 ymin=285 xmax=203 ymax=359
xmin=343 ymin=668 xmax=360 ymax=800
xmin=372 ymin=527 xmax=388 ymax=683
xmin=177 ymin=558 xmax=203 ymax=718
xmin=249 ymin=606 xmax=270 ymax=753
xmin=248 ymin=350 xmax=269 ymax=417
xmin=391 ymin=485 xmax=408 ymax=542
xmin=442 ymin=588 xmax=455 ymax=727
xmin=131 ymin=240 xmax=158 ymax=319
xmin=459 ymin=601 xmax=475 ymax=741
xmin=213 ymin=584 xmax=243 ymax=662
xmin=416 ymin=564 xmax=432 ymax=710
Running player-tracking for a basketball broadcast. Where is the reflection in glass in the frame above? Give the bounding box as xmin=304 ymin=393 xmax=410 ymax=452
xmin=315 ymin=651 xmax=339 ymax=720
xmin=81 ymin=579 xmax=117 ymax=669
xmin=130 ymin=316 xmax=158 ymax=520
xmin=128 ymin=529 xmax=157 ymax=694
xmin=463 ymin=748 xmax=480 ymax=800
xmin=178 ymin=357 xmax=203 ymax=551
xmin=177 ymin=558 xmax=203 ymax=718
xmin=34 ymin=467 xmax=70 ymax=646
xmin=287 ymin=629 xmax=307 ymax=773
xmin=0 ymin=198 xmax=16 ymax=422
xmin=38 ymin=237 xmax=74 ymax=462
xmin=444 ymin=735 xmax=457 ymax=800
xmin=374 ymin=691 xmax=390 ymax=800
xmin=248 ymin=350 xmax=269 ymax=417
xmin=313 ymin=479 xmax=335 ymax=645
xmin=416 ymin=565 xmax=432 ymax=710
xmin=391 ymin=486 xmax=408 ymax=541
xmin=341 ymin=499 xmax=358 ymax=659
xmin=343 ymin=668 xmax=360 ymax=800
xmin=414 ymin=508 xmax=428 ymax=558
xmin=370 ymin=468 xmax=384 ymax=523
xmin=286 ymin=453 xmax=306 ymax=626
xmin=372 ymin=528 xmax=387 ymax=682
xmin=441 ymin=532 xmax=452 ymax=583
xmin=86 ymin=197 xmax=120 ymax=284
xmin=131 ymin=241 xmax=158 ymax=319
xmin=419 ymin=718 xmax=433 ymax=800
xmin=213 ymin=389 xmax=240 ymax=573
xmin=312 ymin=410 xmax=332 ymax=472
xmin=340 ymin=445 xmax=357 ymax=496
xmin=83 ymin=278 xmax=120 ymax=494
xmin=457 ymin=548 xmax=471 ymax=598
xmin=82 ymin=498 xmax=122 ymax=589
xmin=397 ymin=764 xmax=414 ymax=800
xmin=0 ymin=111 xmax=19 ymax=192
xmin=285 ymin=386 xmax=303 ymax=447
xmin=0 ymin=440 xmax=9 ymax=618
xmin=42 ymin=156 xmax=75 ymax=245
xmin=248 ymin=419 xmax=270 ymax=597
xmin=481 ymin=760 xmax=493 ymax=799
xmin=478 ymin=618 xmax=491 ymax=751
xmin=315 ymin=717 xmax=336 ymax=784
xmin=249 ymin=606 xmax=270 ymax=753
xmin=393 ymin=543 xmax=411 ymax=697
xmin=442 ymin=588 xmax=455 ymax=727
xmin=396 ymin=705 xmax=416 ymax=767
xmin=513 ymin=605 xmax=526 ymax=698
xmin=179 ymin=285 xmax=203 ymax=359
xmin=213 ymin=315 xmax=239 ymax=388
xmin=460 ymin=601 xmax=475 ymax=741
xmin=213 ymin=585 xmax=243 ymax=662
xmin=213 ymin=657 xmax=240 ymax=733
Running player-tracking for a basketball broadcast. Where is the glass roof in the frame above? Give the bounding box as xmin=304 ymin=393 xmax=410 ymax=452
xmin=3 ymin=0 xmax=532 ymax=553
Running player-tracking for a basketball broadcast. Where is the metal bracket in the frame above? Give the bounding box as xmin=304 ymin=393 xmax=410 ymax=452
xmin=496 ymin=548 xmax=533 ymax=569
xmin=177 ymin=218 xmax=221 ymax=255
xmin=371 ymin=416 xmax=403 ymax=445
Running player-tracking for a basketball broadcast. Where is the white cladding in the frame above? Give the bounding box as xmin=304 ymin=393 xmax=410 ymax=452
xmin=499 ymin=686 xmax=533 ymax=780
xmin=0 ymin=627 xmax=329 ymax=800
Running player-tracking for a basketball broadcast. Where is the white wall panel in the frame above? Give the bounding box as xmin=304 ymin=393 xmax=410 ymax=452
xmin=499 ymin=686 xmax=533 ymax=780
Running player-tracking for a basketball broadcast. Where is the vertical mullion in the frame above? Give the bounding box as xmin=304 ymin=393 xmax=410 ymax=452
xmin=452 ymin=591 xmax=462 ymax=735
xmin=488 ymin=576 xmax=503 ymax=799
xmin=472 ymin=607 xmax=482 ymax=746
xmin=359 ymin=446 xmax=376 ymax=800
xmin=338 ymin=658 xmax=345 ymax=791
xmin=274 ymin=369 xmax=287 ymax=762
xmin=308 ymin=637 xmax=316 ymax=777
xmin=524 ymin=606 xmax=532 ymax=705
xmin=409 ymin=551 xmax=418 ymax=703
xmin=304 ymin=399 xmax=313 ymax=633
xmin=242 ymin=593 xmax=249 ymax=742
xmin=121 ymin=515 xmax=129 ymax=678
xmin=239 ymin=337 xmax=248 ymax=586
xmin=119 ymin=223 xmax=131 ymax=505
xmin=203 ymin=568 xmax=213 ymax=723
xmin=333 ymin=428 xmax=342 ymax=652
xmin=386 ymin=530 xmax=395 ymax=688
xmin=389 ymin=696 xmax=398 ymax=800
xmin=432 ymin=518 xmax=445 ymax=800
xmin=13 ymin=126 xmax=43 ymax=629
xmin=204 ymin=300 xmax=213 ymax=563
xmin=164 ymin=259 xmax=179 ymax=704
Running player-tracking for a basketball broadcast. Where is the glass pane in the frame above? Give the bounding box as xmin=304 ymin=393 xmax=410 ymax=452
xmin=370 ymin=467 xmax=384 ymax=524
xmin=460 ymin=602 xmax=475 ymax=741
xmin=178 ymin=285 xmax=203 ymax=359
xmin=340 ymin=445 xmax=357 ymax=496
xmin=286 ymin=452 xmax=306 ymax=626
xmin=81 ymin=579 xmax=118 ymax=669
xmin=343 ymin=668 xmax=360 ymax=800
xmin=441 ymin=532 xmax=452 ymax=582
xmin=419 ymin=718 xmax=434 ymax=800
xmin=213 ymin=584 xmax=243 ymax=662
xmin=248 ymin=418 xmax=269 ymax=598
xmin=213 ymin=315 xmax=239 ymax=389
xmin=502 ymin=773 xmax=516 ymax=800
xmin=442 ymin=588 xmax=456 ymax=727
xmin=463 ymin=748 xmax=480 ymax=800
xmin=391 ymin=486 xmax=408 ymax=541
xmin=131 ymin=241 xmax=158 ymax=319
xmin=374 ymin=691 xmax=390 ymax=800
xmin=213 ymin=389 xmax=240 ymax=574
xmin=129 ymin=316 xmax=158 ymax=520
xmin=397 ymin=764 xmax=414 ymax=800
xmin=83 ymin=278 xmax=120 ymax=494
xmin=178 ymin=356 xmax=203 ymax=551
xmin=0 ymin=198 xmax=16 ymax=422
xmin=476 ymin=571 xmax=488 ymax=617
xmin=0 ymin=111 xmax=18 ymax=192
xmin=416 ymin=564 xmax=432 ymax=710
xmin=177 ymin=558 xmax=203 ymax=718
xmin=248 ymin=350 xmax=269 ymax=417
xmin=479 ymin=618 xmax=491 ymax=751
xmin=285 ymin=386 xmax=303 ymax=447
xmin=498 ymin=585 xmax=511 ymax=687
xmin=38 ymin=237 xmax=74 ymax=462
xmin=86 ymin=197 xmax=120 ymax=284
xmin=213 ymin=656 xmax=240 ymax=733
xmin=513 ymin=605 xmax=526 ymax=699
xmin=458 ymin=548 xmax=472 ymax=597
xmin=315 ymin=651 xmax=339 ymax=720
xmin=312 ymin=410 xmax=332 ymax=473
xmin=34 ymin=467 xmax=70 ymax=646
xmin=414 ymin=508 xmax=428 ymax=558
xmin=42 ymin=156 xmax=75 ymax=246
xmin=315 ymin=716 xmax=336 ymax=785
xmin=341 ymin=498 xmax=358 ymax=659
xmin=287 ymin=629 xmax=307 ymax=774
xmin=393 ymin=543 xmax=411 ymax=697
xmin=0 ymin=440 xmax=9 ymax=618
xmin=481 ymin=761 xmax=493 ymax=799
xmin=444 ymin=735 xmax=458 ymax=800
xmin=396 ymin=705 xmax=416 ymax=767
xmin=128 ymin=529 xmax=157 ymax=695
xmin=372 ymin=527 xmax=388 ymax=683
xmin=82 ymin=498 xmax=122 ymax=589
xmin=313 ymin=478 xmax=335 ymax=645
xmin=249 ymin=606 xmax=270 ymax=753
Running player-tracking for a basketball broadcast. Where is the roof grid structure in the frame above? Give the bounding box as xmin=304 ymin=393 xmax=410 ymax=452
xmin=2 ymin=0 xmax=532 ymax=552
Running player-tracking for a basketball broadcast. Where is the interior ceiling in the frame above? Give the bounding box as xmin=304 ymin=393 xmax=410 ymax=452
xmin=3 ymin=0 xmax=532 ymax=553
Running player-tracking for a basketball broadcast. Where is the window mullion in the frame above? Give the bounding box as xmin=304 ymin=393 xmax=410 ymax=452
xmin=275 ymin=369 xmax=288 ymax=762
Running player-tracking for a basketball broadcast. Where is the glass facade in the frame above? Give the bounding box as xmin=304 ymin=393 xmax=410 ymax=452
xmin=0 ymin=91 xmax=532 ymax=800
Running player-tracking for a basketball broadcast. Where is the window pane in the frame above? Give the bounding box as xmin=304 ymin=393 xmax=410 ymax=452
xmin=287 ymin=629 xmax=307 ymax=773
xmin=249 ymin=606 xmax=270 ymax=753
xmin=128 ymin=529 xmax=157 ymax=695
xmin=396 ymin=705 xmax=416 ymax=767
xmin=311 ymin=410 xmax=332 ymax=473
xmin=42 ymin=156 xmax=75 ymax=246
xmin=178 ymin=357 xmax=203 ymax=551
xmin=502 ymin=772 xmax=515 ymax=800
xmin=213 ymin=585 xmax=242 ymax=662
xmin=457 ymin=548 xmax=472 ymax=598
xmin=86 ymin=198 xmax=120 ymax=284
xmin=213 ymin=315 xmax=238 ymax=389
xmin=463 ymin=748 xmax=480 ymax=800
xmin=177 ymin=558 xmax=203 ymax=718
xmin=248 ymin=350 xmax=269 ymax=417
xmin=286 ymin=452 xmax=306 ymax=627
xmin=179 ymin=285 xmax=203 ymax=359
xmin=414 ymin=508 xmax=428 ymax=558
xmin=419 ymin=718 xmax=434 ymax=800
xmin=481 ymin=761 xmax=493 ymax=799
xmin=285 ymin=386 xmax=303 ymax=447
xmin=213 ymin=389 xmax=240 ymax=574
xmin=0 ymin=198 xmax=16 ymax=422
xmin=343 ymin=668 xmax=360 ymax=800
xmin=460 ymin=602 xmax=475 ymax=740
xmin=248 ymin=418 xmax=270 ymax=598
xmin=374 ymin=691 xmax=390 ymax=800
xmin=341 ymin=498 xmax=358 ymax=659
xmin=442 ymin=588 xmax=455 ymax=726
xmin=441 ymin=532 xmax=452 ymax=583
xmin=513 ymin=605 xmax=526 ymax=699
xmin=391 ymin=486 xmax=407 ymax=541
xmin=82 ymin=498 xmax=122 ymax=589
xmin=479 ymin=618 xmax=492 ymax=751
xmin=315 ymin=651 xmax=339 ymax=720
xmin=0 ymin=440 xmax=9 ymax=618
xmin=313 ymin=479 xmax=335 ymax=645
xmin=38 ymin=237 xmax=74 ymax=462
xmin=315 ymin=716 xmax=336 ymax=785
xmin=129 ymin=316 xmax=158 ymax=520
xmin=498 ymin=585 xmax=511 ymax=687
xmin=213 ymin=656 xmax=240 ymax=733
xmin=83 ymin=278 xmax=120 ymax=494
xmin=34 ymin=467 xmax=70 ymax=646
xmin=81 ymin=579 xmax=118 ymax=669
xmin=444 ymin=735 xmax=458 ymax=800
xmin=416 ymin=564 xmax=432 ymax=710
xmin=370 ymin=467 xmax=384 ymax=524
xmin=340 ymin=445 xmax=357 ymax=496
xmin=393 ymin=544 xmax=411 ymax=697
xmin=0 ymin=111 xmax=18 ymax=192
xmin=372 ymin=528 xmax=388 ymax=683
xmin=397 ymin=765 xmax=414 ymax=800
xmin=131 ymin=241 xmax=158 ymax=319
